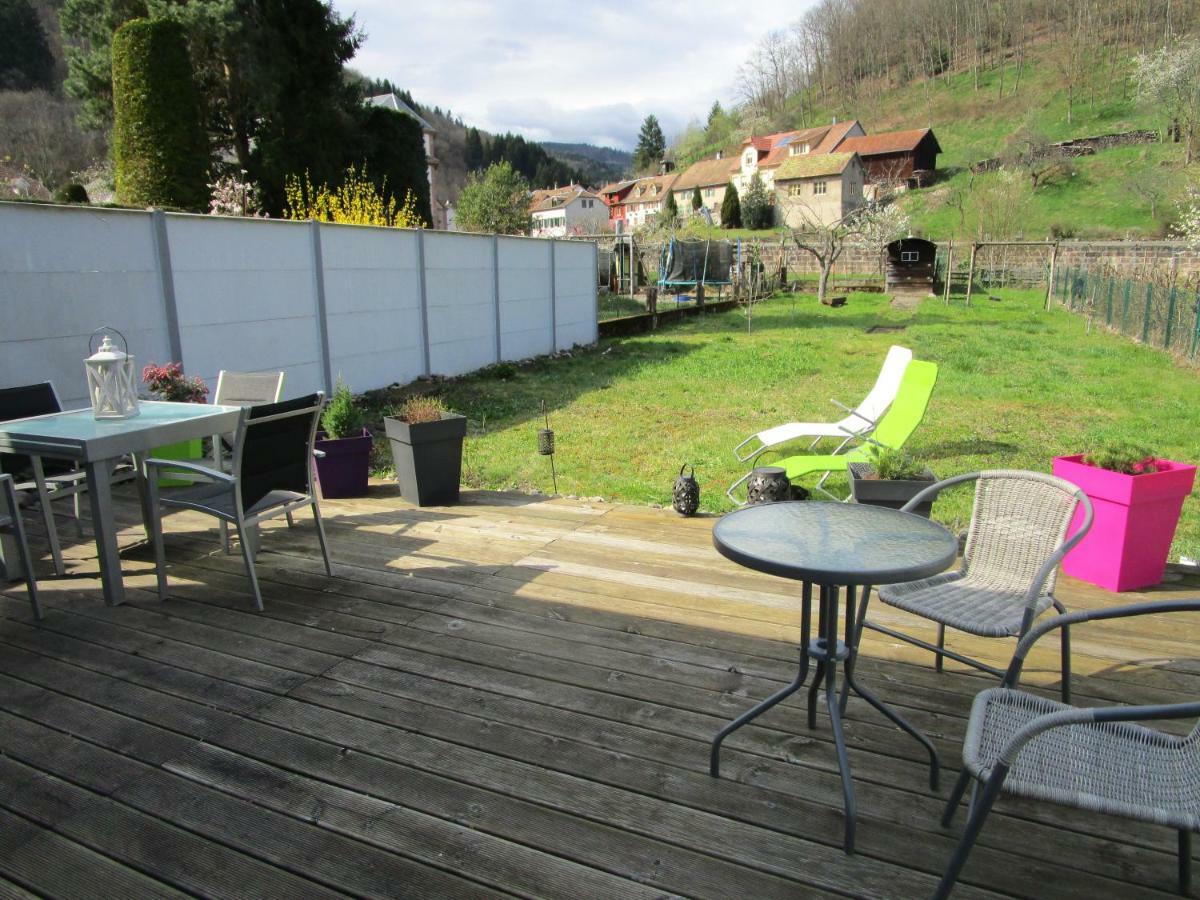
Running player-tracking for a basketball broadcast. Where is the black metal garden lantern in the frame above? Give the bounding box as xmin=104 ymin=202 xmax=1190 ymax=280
xmin=537 ymin=400 xmax=558 ymax=494
xmin=673 ymin=464 xmax=700 ymax=516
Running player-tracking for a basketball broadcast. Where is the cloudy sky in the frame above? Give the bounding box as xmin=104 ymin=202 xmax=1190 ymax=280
xmin=337 ymin=0 xmax=816 ymax=151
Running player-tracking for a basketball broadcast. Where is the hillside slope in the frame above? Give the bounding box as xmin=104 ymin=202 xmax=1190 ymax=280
xmin=542 ymin=142 xmax=632 ymax=186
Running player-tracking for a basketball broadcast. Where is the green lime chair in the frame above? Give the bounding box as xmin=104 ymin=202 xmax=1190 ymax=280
xmin=727 ymin=359 xmax=939 ymax=502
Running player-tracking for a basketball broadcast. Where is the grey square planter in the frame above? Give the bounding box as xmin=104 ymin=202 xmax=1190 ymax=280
xmin=384 ymin=413 xmax=467 ymax=506
xmin=848 ymin=462 xmax=937 ymax=518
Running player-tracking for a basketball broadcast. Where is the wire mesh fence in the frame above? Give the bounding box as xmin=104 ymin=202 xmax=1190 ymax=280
xmin=1053 ymin=264 xmax=1200 ymax=362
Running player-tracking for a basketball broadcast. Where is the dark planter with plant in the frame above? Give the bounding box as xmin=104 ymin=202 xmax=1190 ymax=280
xmin=313 ymin=379 xmax=372 ymax=499
xmin=383 ymin=396 xmax=467 ymax=506
xmin=849 ymin=445 xmax=937 ymax=518
xmin=1053 ymin=443 xmax=1197 ymax=592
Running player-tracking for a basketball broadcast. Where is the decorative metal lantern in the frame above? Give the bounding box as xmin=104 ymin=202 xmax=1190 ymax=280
xmin=672 ymin=464 xmax=700 ymax=516
xmin=537 ymin=399 xmax=558 ymax=494
xmin=84 ymin=327 xmax=140 ymax=419
xmin=746 ymin=466 xmax=791 ymax=505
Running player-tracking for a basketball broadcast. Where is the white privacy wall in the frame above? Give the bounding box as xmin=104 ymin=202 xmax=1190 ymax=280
xmin=0 ymin=203 xmax=598 ymax=404
xmin=0 ymin=205 xmax=173 ymax=408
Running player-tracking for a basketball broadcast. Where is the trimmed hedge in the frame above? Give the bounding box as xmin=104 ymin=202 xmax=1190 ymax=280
xmin=111 ymin=18 xmax=209 ymax=211
xmin=354 ymin=106 xmax=434 ymax=226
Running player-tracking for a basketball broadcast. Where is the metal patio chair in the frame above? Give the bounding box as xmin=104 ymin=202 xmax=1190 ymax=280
xmin=145 ymin=392 xmax=331 ymax=611
xmin=0 ymin=474 xmax=41 ymax=619
xmin=936 ymin=599 xmax=1200 ymax=898
xmin=853 ymin=470 xmax=1092 ymax=703
xmin=0 ymin=382 xmax=90 ymax=576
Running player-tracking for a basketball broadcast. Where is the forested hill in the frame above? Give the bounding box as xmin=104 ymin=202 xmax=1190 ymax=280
xmin=673 ymin=0 xmax=1200 ymax=239
xmin=542 ymin=142 xmax=633 ymax=186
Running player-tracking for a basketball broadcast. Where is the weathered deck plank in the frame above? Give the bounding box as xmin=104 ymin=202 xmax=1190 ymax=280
xmin=2 ymin=485 xmax=1198 ymax=898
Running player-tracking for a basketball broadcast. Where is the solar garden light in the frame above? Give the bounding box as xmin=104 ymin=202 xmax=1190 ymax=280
xmin=85 ymin=327 xmax=140 ymax=419
xmin=537 ymin=399 xmax=557 ymax=494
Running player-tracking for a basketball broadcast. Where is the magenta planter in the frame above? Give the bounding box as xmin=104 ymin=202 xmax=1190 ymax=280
xmin=1052 ymin=454 xmax=1197 ymax=592
xmin=313 ymin=428 xmax=372 ymax=499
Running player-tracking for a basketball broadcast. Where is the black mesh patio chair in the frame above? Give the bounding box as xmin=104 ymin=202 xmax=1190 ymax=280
xmin=0 ymin=474 xmax=41 ymax=619
xmin=0 ymin=382 xmax=88 ymax=576
xmin=145 ymin=392 xmax=331 ymax=611
xmin=935 ymin=599 xmax=1200 ymax=898
xmin=852 ymin=470 xmax=1093 ymax=703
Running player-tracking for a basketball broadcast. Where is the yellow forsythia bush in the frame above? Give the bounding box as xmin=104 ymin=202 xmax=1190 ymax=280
xmin=284 ymin=165 xmax=426 ymax=228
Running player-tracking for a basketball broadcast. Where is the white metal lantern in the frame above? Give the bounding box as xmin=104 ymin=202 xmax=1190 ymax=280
xmin=85 ymin=327 xmax=140 ymax=419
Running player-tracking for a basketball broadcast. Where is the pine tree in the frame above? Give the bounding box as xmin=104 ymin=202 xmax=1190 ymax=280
xmin=707 ymin=101 xmax=723 ymax=129
xmin=632 ymin=114 xmax=665 ymax=172
xmin=464 ymin=127 xmax=484 ymax=171
xmin=720 ymin=181 xmax=742 ymax=229
xmin=691 ymin=186 xmax=702 ymax=211
xmin=0 ymin=0 xmax=56 ymax=91
xmin=741 ymin=172 xmax=773 ymax=230
xmin=663 ymin=190 xmax=678 ymax=222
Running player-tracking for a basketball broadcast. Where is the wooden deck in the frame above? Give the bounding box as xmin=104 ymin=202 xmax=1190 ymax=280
xmin=2 ymin=484 xmax=1199 ymax=899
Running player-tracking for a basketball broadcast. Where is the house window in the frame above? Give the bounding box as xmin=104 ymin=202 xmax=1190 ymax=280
xmin=705 ymin=187 xmax=714 ymax=198
xmin=813 ymin=181 xmax=827 ymax=195
xmin=787 ymin=184 xmax=803 ymax=197
xmin=901 ymin=250 xmax=920 ymax=262
xmin=744 ymin=151 xmax=755 ymax=166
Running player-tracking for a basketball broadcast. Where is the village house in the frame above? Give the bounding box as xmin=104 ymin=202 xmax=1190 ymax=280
xmin=669 ymin=154 xmax=734 ymax=224
xmin=597 ymin=179 xmax=637 ymax=227
xmin=730 ymin=120 xmax=865 ymax=196
xmin=528 ymin=185 xmax=608 ymax=237
xmin=622 ymin=172 xmax=679 ymax=229
xmin=365 ymin=92 xmax=447 ymax=229
xmin=834 ymin=128 xmax=942 ymax=194
xmin=774 ymin=152 xmax=865 ymax=228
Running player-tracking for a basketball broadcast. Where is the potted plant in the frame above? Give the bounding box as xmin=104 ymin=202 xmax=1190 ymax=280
xmin=383 ymin=396 xmax=467 ymax=506
xmin=848 ymin=444 xmax=938 ymax=518
xmin=1053 ymin=444 xmax=1197 ymax=592
xmin=142 ymin=362 xmax=208 ymax=487
xmin=313 ymin=378 xmax=372 ymax=498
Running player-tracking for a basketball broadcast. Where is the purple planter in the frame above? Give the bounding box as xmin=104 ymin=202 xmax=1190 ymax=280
xmin=1053 ymin=454 xmax=1197 ymax=592
xmin=313 ymin=427 xmax=372 ymax=499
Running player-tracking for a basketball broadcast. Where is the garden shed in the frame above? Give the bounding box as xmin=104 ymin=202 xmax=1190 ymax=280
xmin=885 ymin=238 xmax=937 ymax=295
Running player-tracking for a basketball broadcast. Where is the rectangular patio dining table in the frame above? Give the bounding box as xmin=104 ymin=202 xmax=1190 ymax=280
xmin=0 ymin=401 xmax=242 ymax=606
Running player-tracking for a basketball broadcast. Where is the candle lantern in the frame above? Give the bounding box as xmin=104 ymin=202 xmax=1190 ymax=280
xmin=84 ymin=327 xmax=140 ymax=419
xmin=672 ymin=465 xmax=700 ymax=516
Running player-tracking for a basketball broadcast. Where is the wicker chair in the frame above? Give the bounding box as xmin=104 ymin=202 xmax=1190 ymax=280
xmin=854 ymin=470 xmax=1092 ymax=702
xmin=935 ymin=599 xmax=1200 ymax=898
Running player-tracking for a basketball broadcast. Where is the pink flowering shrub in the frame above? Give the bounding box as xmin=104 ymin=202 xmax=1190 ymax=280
xmin=142 ymin=362 xmax=209 ymax=403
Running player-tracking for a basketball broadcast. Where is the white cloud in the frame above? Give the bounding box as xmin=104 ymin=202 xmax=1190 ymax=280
xmin=339 ymin=0 xmax=817 ymax=149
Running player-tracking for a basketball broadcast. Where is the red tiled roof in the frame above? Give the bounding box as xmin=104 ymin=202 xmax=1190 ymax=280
xmin=837 ymin=128 xmax=940 ymax=156
xmin=811 ymin=120 xmax=862 ymax=154
xmin=672 ymin=156 xmax=737 ymax=190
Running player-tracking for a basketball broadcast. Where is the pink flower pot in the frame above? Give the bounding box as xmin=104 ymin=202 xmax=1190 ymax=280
xmin=1052 ymin=454 xmax=1197 ymax=592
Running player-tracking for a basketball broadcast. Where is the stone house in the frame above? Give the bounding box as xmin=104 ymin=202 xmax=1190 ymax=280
xmin=774 ymin=152 xmax=866 ymax=228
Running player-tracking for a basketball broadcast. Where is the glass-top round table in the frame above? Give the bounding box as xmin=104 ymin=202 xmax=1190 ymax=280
xmin=711 ymin=501 xmax=958 ymax=854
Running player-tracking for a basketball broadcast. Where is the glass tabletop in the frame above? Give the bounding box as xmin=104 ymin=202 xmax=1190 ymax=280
xmin=0 ymin=401 xmax=240 ymax=442
xmin=713 ymin=501 xmax=958 ymax=585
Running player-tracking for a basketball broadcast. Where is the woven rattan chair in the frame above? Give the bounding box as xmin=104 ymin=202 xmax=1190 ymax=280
xmin=935 ymin=599 xmax=1200 ymax=898
xmin=0 ymin=474 xmax=40 ymax=619
xmin=854 ymin=470 xmax=1092 ymax=703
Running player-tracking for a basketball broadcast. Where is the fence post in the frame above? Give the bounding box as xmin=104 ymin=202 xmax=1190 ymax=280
xmin=492 ymin=235 xmax=502 ymax=363
xmin=150 ymin=209 xmax=184 ymax=366
xmin=591 ymin=239 xmax=599 ymax=342
xmin=965 ymin=243 xmax=977 ymax=307
xmin=1141 ymin=283 xmax=1153 ymax=344
xmin=1191 ymin=292 xmax=1200 ymax=358
xmin=308 ymin=220 xmax=333 ymax=394
xmin=1164 ymin=285 xmax=1177 ymax=350
xmin=1121 ymin=280 xmax=1132 ymax=333
xmin=1044 ymin=241 xmax=1058 ymax=311
xmin=548 ymin=240 xmax=558 ymax=354
xmin=416 ymin=229 xmax=431 ymax=377
xmin=1105 ymin=277 xmax=1114 ymax=325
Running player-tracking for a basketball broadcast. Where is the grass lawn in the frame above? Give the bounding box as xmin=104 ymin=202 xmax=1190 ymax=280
xmin=367 ymin=288 xmax=1200 ymax=561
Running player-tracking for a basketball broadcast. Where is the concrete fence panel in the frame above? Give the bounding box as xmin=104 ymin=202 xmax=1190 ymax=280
xmin=166 ymin=214 xmax=325 ymax=396
xmin=498 ymin=236 xmax=556 ymax=361
xmin=0 ymin=204 xmax=172 ymax=408
xmin=423 ymin=231 xmax=498 ymax=377
xmin=553 ymin=239 xmax=598 ymax=350
xmin=321 ymin=223 xmax=424 ymax=391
